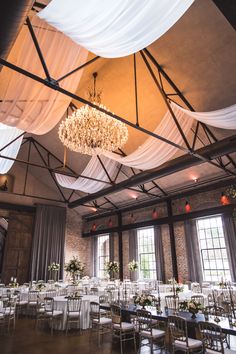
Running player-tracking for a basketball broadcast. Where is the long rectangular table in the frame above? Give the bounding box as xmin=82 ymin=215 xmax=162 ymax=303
xmin=100 ymin=303 xmax=236 ymax=336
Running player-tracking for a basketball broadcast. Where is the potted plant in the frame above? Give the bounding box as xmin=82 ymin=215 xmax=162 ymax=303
xmin=65 ymin=256 xmax=85 ymax=283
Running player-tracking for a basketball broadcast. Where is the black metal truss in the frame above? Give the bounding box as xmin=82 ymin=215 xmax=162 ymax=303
xmin=0 ymin=16 xmax=235 ymax=213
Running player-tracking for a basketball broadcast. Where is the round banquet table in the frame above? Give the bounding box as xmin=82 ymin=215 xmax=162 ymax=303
xmin=53 ymin=295 xmax=99 ymax=330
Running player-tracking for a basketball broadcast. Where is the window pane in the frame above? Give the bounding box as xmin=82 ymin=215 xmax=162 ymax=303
xmin=196 ymin=216 xmax=231 ymax=282
xmin=137 ymin=227 xmax=156 ymax=280
xmin=97 ymin=234 xmax=109 ymax=278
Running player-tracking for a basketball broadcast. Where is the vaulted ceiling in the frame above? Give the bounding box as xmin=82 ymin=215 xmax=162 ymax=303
xmin=1 ymin=0 xmax=236 ymax=216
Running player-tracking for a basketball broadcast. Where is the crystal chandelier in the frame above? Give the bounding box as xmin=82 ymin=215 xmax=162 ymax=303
xmin=58 ymin=73 xmax=128 ymax=156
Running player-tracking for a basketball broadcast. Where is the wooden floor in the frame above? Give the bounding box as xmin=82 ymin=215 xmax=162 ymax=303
xmin=2 ymin=317 xmax=236 ymax=354
xmin=1 ymin=318 xmax=139 ymax=354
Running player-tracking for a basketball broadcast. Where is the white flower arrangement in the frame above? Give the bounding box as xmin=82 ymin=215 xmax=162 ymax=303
xmin=48 ymin=262 xmax=60 ymax=272
xmin=65 ymin=256 xmax=85 ymax=275
xmin=104 ymin=261 xmax=119 ymax=274
xmin=82 ymin=276 xmax=90 ymax=280
xmin=134 ymin=293 xmax=155 ymax=307
xmin=179 ymin=299 xmax=202 ymax=314
xmin=128 ymin=260 xmax=138 ymax=272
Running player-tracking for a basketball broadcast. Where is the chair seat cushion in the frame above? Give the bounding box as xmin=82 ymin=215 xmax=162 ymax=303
xmin=113 ymin=322 xmax=134 ymax=331
xmin=93 ymin=317 xmax=112 ymax=325
xmin=17 ymin=301 xmax=28 ymax=306
xmin=141 ymin=328 xmax=165 ymax=339
xmin=175 ymin=338 xmax=202 ymax=349
xmin=68 ymin=311 xmax=80 ymax=318
xmin=45 ymin=310 xmax=63 ymax=317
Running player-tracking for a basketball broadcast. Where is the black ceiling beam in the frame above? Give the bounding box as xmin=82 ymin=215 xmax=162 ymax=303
xmin=69 ymin=133 xmax=236 ymax=208
xmin=82 ymin=203 xmax=236 ymax=237
xmin=0 ymin=202 xmax=35 ymax=213
xmin=0 ymin=57 xmax=199 ymax=154
xmin=83 ymin=173 xmax=236 ymax=221
xmin=212 ymin=0 xmax=236 ymax=30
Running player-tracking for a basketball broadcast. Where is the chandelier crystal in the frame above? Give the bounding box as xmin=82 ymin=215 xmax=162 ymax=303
xmin=58 ymin=73 xmax=128 ymax=156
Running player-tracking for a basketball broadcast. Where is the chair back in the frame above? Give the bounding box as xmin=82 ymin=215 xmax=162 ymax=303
xmin=165 ymin=295 xmax=179 ymax=310
xmin=191 ymin=295 xmax=205 ymax=307
xmin=204 ymin=305 xmax=226 ymax=317
xmin=90 ymin=301 xmax=100 ymax=321
xmin=90 ymin=287 xmax=98 ymax=295
xmin=191 ymin=282 xmax=201 ymax=293
xmin=168 ymin=315 xmax=188 ymax=346
xmin=44 ymin=297 xmax=54 ymax=312
xmin=136 ymin=309 xmax=152 ymax=333
xmin=28 ymin=290 xmax=39 ymax=302
xmin=198 ymin=321 xmax=224 ymax=353
xmin=99 ymin=294 xmax=108 ymax=304
xmin=110 ymin=304 xmax=121 ymax=326
xmin=67 ymin=298 xmax=82 ymax=313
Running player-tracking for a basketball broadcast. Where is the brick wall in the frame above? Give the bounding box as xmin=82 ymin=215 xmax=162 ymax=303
xmin=64 ymin=209 xmax=92 ymax=278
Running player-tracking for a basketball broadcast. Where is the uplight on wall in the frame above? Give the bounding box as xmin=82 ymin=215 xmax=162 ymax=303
xmin=220 ymin=192 xmax=230 ymax=206
xmin=152 ymin=208 xmax=158 ymax=219
xmin=185 ymin=201 xmax=191 ymax=213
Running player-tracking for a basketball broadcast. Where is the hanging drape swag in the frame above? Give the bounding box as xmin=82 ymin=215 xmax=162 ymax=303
xmin=222 ymin=214 xmax=236 ymax=282
xmin=38 ymin=0 xmax=194 ymax=58
xmin=0 ymin=16 xmax=88 ymax=134
xmin=0 ymin=123 xmax=23 ymax=174
xmin=30 ymin=205 xmax=66 ymax=281
xmin=184 ymin=219 xmax=203 ymax=283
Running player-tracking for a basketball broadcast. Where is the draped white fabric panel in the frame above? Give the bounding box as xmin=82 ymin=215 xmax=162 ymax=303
xmin=103 ymin=104 xmax=193 ymax=169
xmin=55 ymin=156 xmax=118 ymax=193
xmin=0 ymin=124 xmax=23 ymax=174
xmin=38 ymin=0 xmax=194 ymax=58
xmin=0 ymin=16 xmax=88 ymax=134
xmin=172 ymin=102 xmax=236 ymax=130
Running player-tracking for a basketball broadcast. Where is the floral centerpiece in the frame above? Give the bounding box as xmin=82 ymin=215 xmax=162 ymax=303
xmin=168 ymin=278 xmax=184 ymax=294
xmin=48 ymin=262 xmax=60 ymax=281
xmin=134 ymin=293 xmax=155 ymax=308
xmin=128 ymin=260 xmax=138 ymax=272
xmin=104 ymin=261 xmax=119 ymax=279
xmin=219 ymin=277 xmax=227 ymax=289
xmin=65 ymin=256 xmax=85 ymax=283
xmin=8 ymin=277 xmax=19 ymax=288
xmin=179 ymin=299 xmax=202 ymax=319
xmin=35 ymin=283 xmax=46 ymax=291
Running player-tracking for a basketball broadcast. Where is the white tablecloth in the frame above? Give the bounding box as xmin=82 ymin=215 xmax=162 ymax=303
xmin=54 ymin=295 xmax=99 ymax=330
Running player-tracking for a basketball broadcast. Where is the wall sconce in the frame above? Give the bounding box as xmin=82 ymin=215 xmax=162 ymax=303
xmin=108 ymin=218 xmax=113 ymax=227
xmin=185 ymin=201 xmax=191 ymax=213
xmin=220 ymin=192 xmax=230 ymax=205
xmin=91 ymin=223 xmax=97 ymax=232
xmin=152 ymin=208 xmax=158 ymax=219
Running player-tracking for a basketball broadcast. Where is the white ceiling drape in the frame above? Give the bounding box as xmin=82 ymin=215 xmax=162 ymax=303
xmin=173 ymin=102 xmax=236 ymax=130
xmin=55 ymin=156 xmax=118 ymax=193
xmin=0 ymin=124 xmax=23 ymax=174
xmin=103 ymin=104 xmax=193 ymax=169
xmin=38 ymin=0 xmax=194 ymax=58
xmin=0 ymin=16 xmax=88 ymax=134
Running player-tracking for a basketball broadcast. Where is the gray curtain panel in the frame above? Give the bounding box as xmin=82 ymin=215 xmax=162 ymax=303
xmin=184 ymin=219 xmax=203 ymax=283
xmin=129 ymin=229 xmax=138 ymax=281
xmin=222 ymin=214 xmax=236 ymax=282
xmin=109 ymin=233 xmax=114 ymax=261
xmin=154 ymin=225 xmax=165 ymax=282
xmin=92 ymin=237 xmax=98 ymax=277
xmin=30 ymin=204 xmax=66 ymax=281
